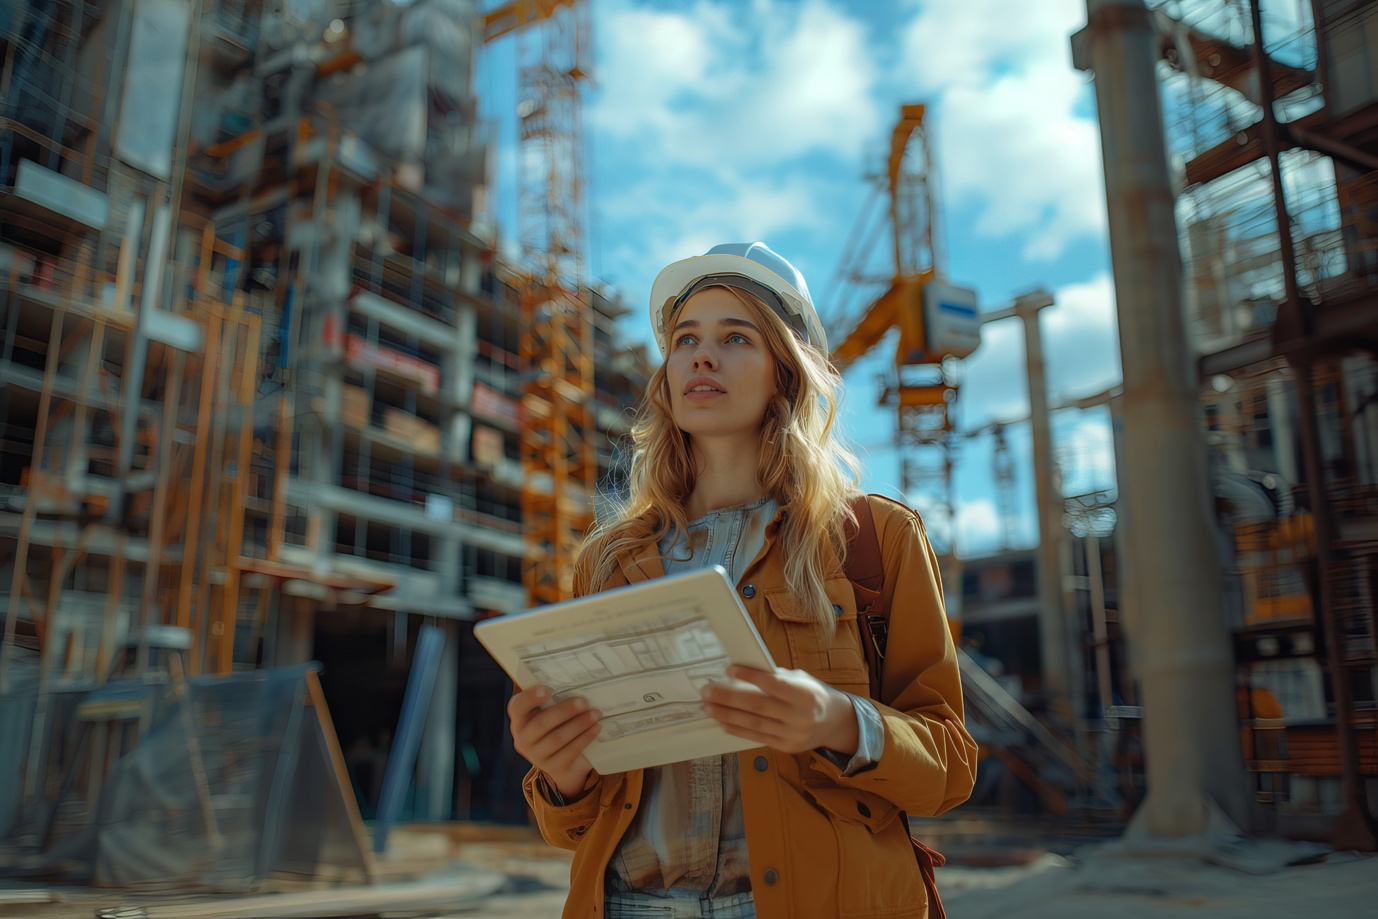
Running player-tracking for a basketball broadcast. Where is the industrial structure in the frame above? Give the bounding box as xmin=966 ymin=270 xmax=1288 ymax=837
xmin=829 ymin=1 xmax=1378 ymax=847
xmin=0 ymin=0 xmax=648 ymax=879
xmin=1073 ymin=0 xmax=1377 ymax=846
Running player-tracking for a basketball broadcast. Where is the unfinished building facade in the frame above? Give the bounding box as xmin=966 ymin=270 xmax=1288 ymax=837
xmin=0 ymin=0 xmax=648 ymax=854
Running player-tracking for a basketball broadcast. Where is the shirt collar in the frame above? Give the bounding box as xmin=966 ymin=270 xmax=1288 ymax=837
xmin=610 ymin=499 xmax=848 ymax=585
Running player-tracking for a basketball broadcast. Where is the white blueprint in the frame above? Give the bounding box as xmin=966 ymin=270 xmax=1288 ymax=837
xmin=475 ymin=566 xmax=775 ymax=772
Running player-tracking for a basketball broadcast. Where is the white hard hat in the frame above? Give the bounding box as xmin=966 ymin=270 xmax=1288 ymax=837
xmin=648 ymin=242 xmax=826 ymax=357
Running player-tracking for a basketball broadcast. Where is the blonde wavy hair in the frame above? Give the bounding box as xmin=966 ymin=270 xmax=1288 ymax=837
xmin=574 ymin=287 xmax=861 ymax=631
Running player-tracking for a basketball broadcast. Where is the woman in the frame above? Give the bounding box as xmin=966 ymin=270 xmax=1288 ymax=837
xmin=507 ymin=242 xmax=976 ymax=918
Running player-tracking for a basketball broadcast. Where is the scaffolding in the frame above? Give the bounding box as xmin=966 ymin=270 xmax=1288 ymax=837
xmin=1 ymin=0 xmax=648 ymax=858
xmin=1148 ymin=0 xmax=1378 ymax=840
xmin=0 ymin=3 xmax=269 ymax=686
xmin=482 ymin=0 xmax=598 ymax=606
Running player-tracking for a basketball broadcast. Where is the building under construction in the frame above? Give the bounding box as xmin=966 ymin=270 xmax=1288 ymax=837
xmin=1042 ymin=0 xmax=1378 ymax=846
xmin=1162 ymin=0 xmax=1377 ymax=842
xmin=3 ymin=0 xmax=1376 ymax=896
xmin=901 ymin=0 xmax=1378 ymax=844
xmin=0 ymin=0 xmax=648 ymax=880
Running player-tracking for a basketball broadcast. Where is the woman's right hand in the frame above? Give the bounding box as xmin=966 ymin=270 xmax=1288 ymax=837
xmin=508 ymin=685 xmax=602 ymax=798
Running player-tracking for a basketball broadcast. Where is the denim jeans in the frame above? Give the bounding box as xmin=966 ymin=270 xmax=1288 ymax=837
xmin=603 ymin=888 xmax=755 ymax=918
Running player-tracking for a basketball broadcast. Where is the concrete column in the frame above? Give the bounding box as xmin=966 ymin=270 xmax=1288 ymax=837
xmin=1073 ymin=0 xmax=1253 ymax=834
xmin=108 ymin=198 xmax=169 ymax=523
xmin=304 ymin=192 xmax=358 ymax=566
xmin=1087 ymin=534 xmax=1114 ymax=720
xmin=1015 ymin=291 xmax=1081 ymax=724
xmin=416 ymin=619 xmax=458 ymax=820
xmin=451 ymin=300 xmax=477 ymax=460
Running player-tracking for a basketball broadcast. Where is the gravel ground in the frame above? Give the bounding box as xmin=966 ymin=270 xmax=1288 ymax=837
xmin=3 ymin=826 xmax=1373 ymax=919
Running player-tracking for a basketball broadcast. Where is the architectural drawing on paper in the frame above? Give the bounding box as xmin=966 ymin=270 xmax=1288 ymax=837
xmin=517 ymin=610 xmax=731 ymax=740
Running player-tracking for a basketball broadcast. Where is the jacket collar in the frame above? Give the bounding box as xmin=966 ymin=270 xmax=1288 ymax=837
xmin=611 ymin=510 xmax=669 ymax=585
xmin=614 ymin=535 xmax=666 ymax=586
xmin=764 ymin=503 xmax=849 ymax=580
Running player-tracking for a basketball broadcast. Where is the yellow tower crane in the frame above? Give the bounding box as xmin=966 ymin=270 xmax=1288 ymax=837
xmin=482 ymin=0 xmax=595 ymax=605
xmin=828 ymin=104 xmax=980 ymax=557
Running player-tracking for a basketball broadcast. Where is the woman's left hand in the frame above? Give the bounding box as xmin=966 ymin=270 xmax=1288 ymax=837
xmin=701 ymin=665 xmax=860 ymax=756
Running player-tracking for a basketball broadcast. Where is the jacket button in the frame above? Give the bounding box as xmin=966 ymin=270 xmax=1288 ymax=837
xmin=763 ymin=868 xmax=779 ymax=885
xmin=753 ymin=756 xmax=768 ymax=772
xmin=832 ymin=603 xmax=844 ymax=616
xmin=741 ymin=584 xmax=756 ymax=599
xmin=856 ymin=802 xmax=871 ymax=818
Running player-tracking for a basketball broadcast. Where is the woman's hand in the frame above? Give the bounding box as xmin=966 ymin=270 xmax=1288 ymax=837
xmin=508 ymin=685 xmax=601 ymax=798
xmin=700 ymin=665 xmax=859 ymax=756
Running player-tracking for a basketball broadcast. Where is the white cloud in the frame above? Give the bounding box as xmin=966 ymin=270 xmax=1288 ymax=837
xmin=897 ymin=0 xmax=1105 ymax=261
xmin=589 ymin=0 xmax=884 ymax=168
xmin=955 ymin=317 xmax=1028 ymax=427
xmin=584 ymin=0 xmax=891 ymax=347
xmin=587 ymin=5 xmax=722 ymax=143
xmin=594 ymin=166 xmax=836 ymax=343
xmin=602 ymin=171 xmax=828 ymax=264
xmin=732 ymin=1 xmax=881 ymax=163
xmin=1042 ymin=273 xmax=1121 ymax=402
xmin=955 ymin=272 xmax=1120 ymax=431
xmin=1055 ymin=409 xmax=1118 ymax=498
xmin=955 ymin=497 xmax=1005 ymax=557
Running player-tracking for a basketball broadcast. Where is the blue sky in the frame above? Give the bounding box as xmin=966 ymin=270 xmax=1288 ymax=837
xmin=478 ymin=0 xmax=1124 ymax=557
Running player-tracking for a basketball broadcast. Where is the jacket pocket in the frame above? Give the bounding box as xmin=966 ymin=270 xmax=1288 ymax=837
xmin=764 ymin=579 xmax=869 ymax=691
xmin=798 ymin=774 xmax=900 ymax=836
xmin=830 ymin=812 xmax=927 ymax=917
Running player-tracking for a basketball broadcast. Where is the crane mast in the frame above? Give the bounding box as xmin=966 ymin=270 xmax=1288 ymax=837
xmin=483 ymin=0 xmax=595 ymax=605
xmin=830 ymin=104 xmax=975 ymax=554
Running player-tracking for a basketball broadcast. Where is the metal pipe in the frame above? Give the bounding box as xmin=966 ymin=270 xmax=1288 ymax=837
xmin=1087 ymin=534 xmax=1115 ymax=723
xmin=1248 ymin=0 xmax=1377 ymax=851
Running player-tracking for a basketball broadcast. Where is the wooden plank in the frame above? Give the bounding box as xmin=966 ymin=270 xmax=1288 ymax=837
xmin=305 ymin=669 xmax=376 ymax=884
xmin=138 ymin=349 xmax=185 ymax=654
xmin=197 ymin=315 xmax=235 ymax=673
xmin=140 ymin=874 xmax=505 ymax=919
xmin=0 ymin=890 xmax=59 ymax=904
xmin=267 ymin=396 xmax=290 ymax=561
xmin=178 ymin=318 xmax=221 ymax=646
xmin=217 ymin=311 xmax=260 ymax=674
xmin=1249 ymin=725 xmax=1378 ymax=775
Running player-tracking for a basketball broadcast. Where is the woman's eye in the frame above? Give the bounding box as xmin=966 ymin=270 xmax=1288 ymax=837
xmin=725 ymin=333 xmax=748 ymax=344
xmin=675 ymin=334 xmax=697 ymax=347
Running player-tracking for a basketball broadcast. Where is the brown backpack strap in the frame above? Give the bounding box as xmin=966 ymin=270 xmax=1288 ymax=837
xmin=844 ymin=494 xmax=888 ymax=699
xmin=845 ymin=494 xmax=947 ymax=919
xmin=911 ymin=837 xmax=947 ymax=919
xmin=844 ymin=494 xmax=884 ymax=596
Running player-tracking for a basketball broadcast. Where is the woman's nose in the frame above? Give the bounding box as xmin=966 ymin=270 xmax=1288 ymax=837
xmin=691 ymin=347 xmax=717 ymax=370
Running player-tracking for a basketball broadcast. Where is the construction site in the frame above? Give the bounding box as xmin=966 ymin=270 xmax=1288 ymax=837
xmin=0 ymin=0 xmax=1376 ymax=916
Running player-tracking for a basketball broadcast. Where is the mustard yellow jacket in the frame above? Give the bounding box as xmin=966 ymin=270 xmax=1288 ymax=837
xmin=522 ymin=494 xmax=978 ymax=918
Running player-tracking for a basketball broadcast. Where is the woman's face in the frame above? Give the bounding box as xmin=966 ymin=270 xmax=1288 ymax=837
xmin=664 ymin=287 xmax=778 ymax=446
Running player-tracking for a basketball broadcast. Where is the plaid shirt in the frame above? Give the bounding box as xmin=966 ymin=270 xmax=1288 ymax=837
xmin=606 ymin=496 xmax=884 ymax=897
